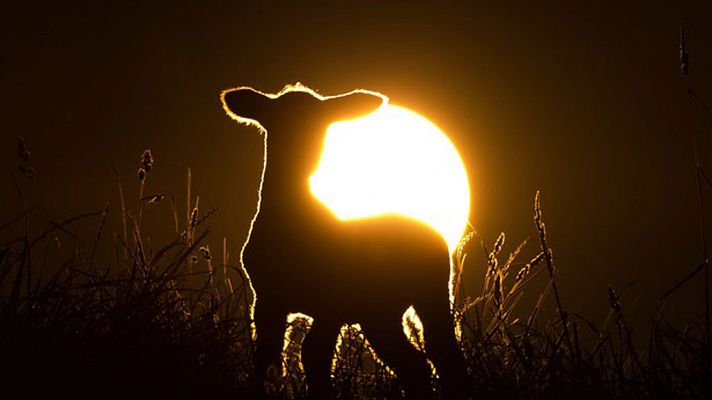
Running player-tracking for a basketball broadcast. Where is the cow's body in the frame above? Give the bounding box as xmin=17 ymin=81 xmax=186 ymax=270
xmin=221 ymin=85 xmax=469 ymax=399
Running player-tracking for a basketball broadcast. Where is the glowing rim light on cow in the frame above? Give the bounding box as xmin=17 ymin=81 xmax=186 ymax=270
xmin=309 ymin=103 xmax=471 ymax=254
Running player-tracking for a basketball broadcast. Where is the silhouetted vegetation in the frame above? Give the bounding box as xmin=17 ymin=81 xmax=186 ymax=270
xmin=1 ymin=144 xmax=710 ymax=399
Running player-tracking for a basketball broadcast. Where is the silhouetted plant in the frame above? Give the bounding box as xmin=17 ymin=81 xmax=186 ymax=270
xmin=1 ymin=143 xmax=711 ymax=399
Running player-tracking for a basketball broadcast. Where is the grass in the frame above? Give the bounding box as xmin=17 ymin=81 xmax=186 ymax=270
xmin=1 ymin=142 xmax=711 ymax=399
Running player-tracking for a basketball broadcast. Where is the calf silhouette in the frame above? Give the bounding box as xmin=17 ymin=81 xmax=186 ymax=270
xmin=221 ymin=84 xmax=470 ymax=399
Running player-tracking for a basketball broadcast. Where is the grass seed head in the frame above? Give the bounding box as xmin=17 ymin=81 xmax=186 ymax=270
xmin=146 ymin=194 xmax=167 ymax=204
xmin=16 ymin=136 xmax=34 ymax=177
xmin=189 ymin=207 xmax=199 ymax=229
xmin=199 ymin=246 xmax=212 ymax=261
xmin=487 ymin=233 xmax=506 ymax=276
xmin=607 ymin=285 xmax=622 ymax=314
xmin=141 ymin=149 xmax=154 ymax=172
xmin=16 ymin=136 xmax=30 ymax=161
xmin=493 ymin=232 xmax=506 ymax=255
xmin=516 ymin=252 xmax=545 ymax=281
xmin=680 ymin=24 xmax=689 ymax=77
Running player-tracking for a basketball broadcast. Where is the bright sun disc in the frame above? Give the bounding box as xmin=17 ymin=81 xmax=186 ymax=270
xmin=309 ymin=104 xmax=471 ymax=253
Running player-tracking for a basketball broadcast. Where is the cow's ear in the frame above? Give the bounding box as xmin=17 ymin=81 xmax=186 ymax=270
xmin=221 ymin=87 xmax=272 ymax=126
xmin=323 ymin=90 xmax=385 ymax=122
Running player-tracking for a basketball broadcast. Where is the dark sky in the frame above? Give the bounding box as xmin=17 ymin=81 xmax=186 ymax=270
xmin=2 ymin=0 xmax=712 ymax=328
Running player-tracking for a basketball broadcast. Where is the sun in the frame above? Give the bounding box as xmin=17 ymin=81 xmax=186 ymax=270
xmin=309 ymin=103 xmax=471 ymax=253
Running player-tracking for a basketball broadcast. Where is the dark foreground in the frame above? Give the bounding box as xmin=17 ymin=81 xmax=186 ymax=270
xmin=1 ymin=148 xmax=710 ymax=399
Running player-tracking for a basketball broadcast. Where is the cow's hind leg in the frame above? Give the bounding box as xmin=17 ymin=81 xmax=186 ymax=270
xmin=362 ymin=316 xmax=434 ymax=400
xmin=253 ymin=298 xmax=288 ymax=396
xmin=301 ymin=317 xmax=341 ymax=399
xmin=415 ymin=293 xmax=470 ymax=400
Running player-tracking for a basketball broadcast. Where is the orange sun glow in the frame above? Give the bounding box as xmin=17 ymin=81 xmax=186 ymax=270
xmin=309 ymin=104 xmax=471 ymax=253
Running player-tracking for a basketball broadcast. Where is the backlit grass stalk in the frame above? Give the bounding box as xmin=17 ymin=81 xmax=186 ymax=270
xmin=534 ymin=190 xmax=572 ymax=353
xmin=680 ymin=24 xmax=711 ymax=349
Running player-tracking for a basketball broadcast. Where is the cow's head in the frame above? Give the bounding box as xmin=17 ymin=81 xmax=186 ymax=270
xmin=221 ymin=84 xmax=385 ymax=175
xmin=221 ymin=84 xmax=385 ymax=139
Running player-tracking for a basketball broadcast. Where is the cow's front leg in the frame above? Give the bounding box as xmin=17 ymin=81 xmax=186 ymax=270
xmin=301 ymin=317 xmax=341 ymax=399
xmin=253 ymin=297 xmax=288 ymax=397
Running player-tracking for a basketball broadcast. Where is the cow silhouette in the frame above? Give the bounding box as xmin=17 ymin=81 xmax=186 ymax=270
xmin=221 ymin=84 xmax=470 ymax=399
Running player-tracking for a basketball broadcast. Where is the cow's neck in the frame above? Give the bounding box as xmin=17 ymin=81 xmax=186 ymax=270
xmin=258 ymin=147 xmax=321 ymax=221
